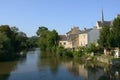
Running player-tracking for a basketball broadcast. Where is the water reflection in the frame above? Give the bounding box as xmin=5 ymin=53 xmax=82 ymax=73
xmin=38 ymin=51 xmax=60 ymax=74
xmin=0 ymin=48 xmax=120 ymax=80
xmin=39 ymin=51 xmax=120 ymax=80
xmin=0 ymin=61 xmax=18 ymax=80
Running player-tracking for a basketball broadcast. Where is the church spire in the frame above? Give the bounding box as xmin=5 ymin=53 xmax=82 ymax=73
xmin=102 ymin=9 xmax=104 ymax=23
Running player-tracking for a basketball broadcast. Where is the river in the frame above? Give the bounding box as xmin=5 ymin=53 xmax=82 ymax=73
xmin=0 ymin=48 xmax=120 ymax=80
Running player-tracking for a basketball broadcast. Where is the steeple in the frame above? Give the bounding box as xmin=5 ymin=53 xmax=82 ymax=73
xmin=102 ymin=9 xmax=104 ymax=23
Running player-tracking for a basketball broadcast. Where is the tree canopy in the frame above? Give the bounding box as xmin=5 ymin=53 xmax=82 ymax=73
xmin=98 ymin=17 xmax=120 ymax=49
xmin=0 ymin=25 xmax=38 ymax=61
xmin=36 ymin=26 xmax=59 ymax=51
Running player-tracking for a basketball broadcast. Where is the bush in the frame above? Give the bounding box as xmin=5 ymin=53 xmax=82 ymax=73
xmin=73 ymin=51 xmax=84 ymax=58
xmin=85 ymin=43 xmax=99 ymax=54
xmin=57 ymin=46 xmax=73 ymax=57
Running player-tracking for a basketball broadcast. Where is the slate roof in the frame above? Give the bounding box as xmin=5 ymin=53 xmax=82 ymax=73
xmin=59 ymin=35 xmax=67 ymax=41
xmin=116 ymin=14 xmax=120 ymax=18
xmin=79 ymin=28 xmax=93 ymax=34
xmin=66 ymin=27 xmax=81 ymax=34
xmin=97 ymin=21 xmax=111 ymax=27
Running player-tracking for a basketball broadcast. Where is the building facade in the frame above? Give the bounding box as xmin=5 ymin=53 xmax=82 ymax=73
xmin=59 ymin=12 xmax=120 ymax=49
xmin=78 ymin=28 xmax=100 ymax=47
xmin=59 ymin=27 xmax=100 ymax=48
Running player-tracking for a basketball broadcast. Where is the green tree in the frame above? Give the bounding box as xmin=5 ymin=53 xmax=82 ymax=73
xmin=36 ymin=26 xmax=59 ymax=51
xmin=0 ymin=25 xmax=29 ymax=61
xmin=0 ymin=25 xmax=13 ymax=38
xmin=37 ymin=27 xmax=49 ymax=50
xmin=86 ymin=43 xmax=98 ymax=53
xmin=112 ymin=17 xmax=120 ymax=48
xmin=98 ymin=25 xmax=111 ymax=49
xmin=27 ymin=36 xmax=39 ymax=48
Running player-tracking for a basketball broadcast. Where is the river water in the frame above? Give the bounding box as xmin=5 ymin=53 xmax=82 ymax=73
xmin=0 ymin=48 xmax=120 ymax=80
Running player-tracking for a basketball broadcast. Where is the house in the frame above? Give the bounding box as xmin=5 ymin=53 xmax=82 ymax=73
xmin=59 ymin=35 xmax=72 ymax=48
xmin=59 ymin=27 xmax=100 ymax=48
xmin=78 ymin=27 xmax=100 ymax=47
xmin=59 ymin=10 xmax=119 ymax=49
xmin=59 ymin=27 xmax=80 ymax=49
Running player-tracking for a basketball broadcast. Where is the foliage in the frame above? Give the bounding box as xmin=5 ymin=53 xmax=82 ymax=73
xmin=111 ymin=17 xmax=120 ymax=48
xmin=27 ymin=36 xmax=39 ymax=48
xmin=85 ymin=43 xmax=99 ymax=53
xmin=98 ymin=17 xmax=120 ymax=50
xmin=57 ymin=46 xmax=73 ymax=57
xmin=73 ymin=47 xmax=85 ymax=58
xmin=36 ymin=26 xmax=59 ymax=51
xmin=0 ymin=25 xmax=38 ymax=61
xmin=0 ymin=31 xmax=11 ymax=54
xmin=98 ymin=25 xmax=111 ymax=49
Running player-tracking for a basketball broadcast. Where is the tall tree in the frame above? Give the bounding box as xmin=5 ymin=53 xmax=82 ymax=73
xmin=98 ymin=25 xmax=111 ymax=49
xmin=36 ymin=26 xmax=59 ymax=51
xmin=112 ymin=17 xmax=120 ymax=48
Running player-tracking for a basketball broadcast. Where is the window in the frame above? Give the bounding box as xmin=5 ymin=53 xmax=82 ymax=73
xmin=64 ymin=42 xmax=66 ymax=45
xmin=59 ymin=42 xmax=62 ymax=45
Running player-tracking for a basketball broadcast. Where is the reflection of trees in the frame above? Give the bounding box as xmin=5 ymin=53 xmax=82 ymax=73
xmin=0 ymin=61 xmax=18 ymax=80
xmin=99 ymin=64 xmax=120 ymax=80
xmin=38 ymin=51 xmax=60 ymax=74
xmin=38 ymin=51 xmax=120 ymax=80
xmin=62 ymin=60 xmax=106 ymax=80
xmin=61 ymin=59 xmax=80 ymax=76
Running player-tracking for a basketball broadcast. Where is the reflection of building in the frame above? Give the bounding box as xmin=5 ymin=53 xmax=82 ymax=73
xmin=62 ymin=61 xmax=105 ymax=80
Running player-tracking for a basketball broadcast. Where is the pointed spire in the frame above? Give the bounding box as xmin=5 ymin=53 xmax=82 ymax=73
xmin=102 ymin=8 xmax=104 ymax=23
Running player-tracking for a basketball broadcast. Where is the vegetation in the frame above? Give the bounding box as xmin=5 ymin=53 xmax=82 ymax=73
xmin=98 ymin=17 xmax=120 ymax=54
xmin=36 ymin=26 xmax=59 ymax=52
xmin=57 ymin=46 xmax=73 ymax=57
xmin=37 ymin=26 xmax=58 ymax=52
xmin=0 ymin=25 xmax=38 ymax=61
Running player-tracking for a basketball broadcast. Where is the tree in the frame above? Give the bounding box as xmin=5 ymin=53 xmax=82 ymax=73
xmin=98 ymin=25 xmax=111 ymax=49
xmin=36 ymin=26 xmax=48 ymax=36
xmin=36 ymin=26 xmax=59 ymax=51
xmin=0 ymin=25 xmax=13 ymax=38
xmin=27 ymin=36 xmax=39 ymax=48
xmin=112 ymin=17 xmax=120 ymax=48
xmin=0 ymin=25 xmax=29 ymax=61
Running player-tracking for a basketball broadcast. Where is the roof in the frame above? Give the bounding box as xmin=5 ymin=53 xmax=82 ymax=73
xmin=79 ymin=28 xmax=92 ymax=34
xmin=97 ymin=21 xmax=111 ymax=27
xmin=66 ymin=27 xmax=81 ymax=34
xmin=59 ymin=35 xmax=67 ymax=41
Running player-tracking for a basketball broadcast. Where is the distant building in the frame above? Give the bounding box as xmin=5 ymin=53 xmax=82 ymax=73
xmin=59 ymin=35 xmax=72 ymax=48
xmin=78 ymin=28 xmax=100 ymax=47
xmin=59 ymin=11 xmax=120 ymax=49
xmin=116 ymin=14 xmax=120 ymax=18
xmin=59 ymin=27 xmax=80 ymax=49
xmin=59 ymin=27 xmax=100 ymax=48
xmin=96 ymin=9 xmax=112 ymax=29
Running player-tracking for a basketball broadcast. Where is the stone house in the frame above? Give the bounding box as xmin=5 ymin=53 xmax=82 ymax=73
xmin=59 ymin=27 xmax=80 ymax=49
xmin=78 ymin=27 xmax=100 ymax=47
xmin=59 ymin=27 xmax=100 ymax=48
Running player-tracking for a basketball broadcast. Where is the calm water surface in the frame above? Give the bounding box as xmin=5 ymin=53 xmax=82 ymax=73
xmin=0 ymin=48 xmax=120 ymax=80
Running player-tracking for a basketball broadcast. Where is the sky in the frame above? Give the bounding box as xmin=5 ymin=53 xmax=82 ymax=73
xmin=0 ymin=0 xmax=120 ymax=37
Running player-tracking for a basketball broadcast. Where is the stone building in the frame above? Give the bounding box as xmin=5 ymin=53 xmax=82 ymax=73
xmin=59 ymin=27 xmax=80 ymax=49
xmin=96 ymin=9 xmax=112 ymax=29
xmin=78 ymin=28 xmax=100 ymax=47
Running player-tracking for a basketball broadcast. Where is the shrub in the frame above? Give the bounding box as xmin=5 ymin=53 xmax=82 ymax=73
xmin=57 ymin=46 xmax=73 ymax=57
